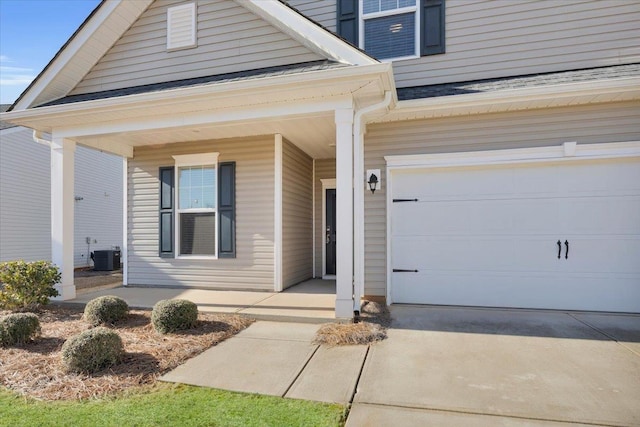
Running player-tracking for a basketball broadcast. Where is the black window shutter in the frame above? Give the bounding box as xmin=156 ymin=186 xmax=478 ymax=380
xmin=159 ymin=167 xmax=174 ymax=257
xmin=421 ymin=0 xmax=445 ymax=56
xmin=218 ymin=162 xmax=236 ymax=258
xmin=337 ymin=0 xmax=358 ymax=46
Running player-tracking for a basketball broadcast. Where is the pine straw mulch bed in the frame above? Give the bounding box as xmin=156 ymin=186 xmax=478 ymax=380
xmin=0 ymin=305 xmax=253 ymax=401
xmin=314 ymin=301 xmax=391 ymax=346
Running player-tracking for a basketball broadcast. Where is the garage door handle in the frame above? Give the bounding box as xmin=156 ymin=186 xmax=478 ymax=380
xmin=393 ymin=269 xmax=419 ymax=273
xmin=557 ymin=240 xmax=561 ymax=259
xmin=564 ymin=240 xmax=569 ymax=259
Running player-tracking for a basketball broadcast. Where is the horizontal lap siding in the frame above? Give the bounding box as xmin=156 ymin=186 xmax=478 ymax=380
xmin=285 ymin=0 xmax=337 ymax=32
xmin=282 ymin=140 xmax=313 ymax=288
xmin=363 ymin=102 xmax=640 ymax=297
xmin=0 ymin=129 xmax=51 ymax=262
xmin=74 ymin=149 xmax=123 ymax=267
xmin=128 ymin=137 xmax=274 ymax=290
xmin=0 ymin=128 xmax=123 ymax=266
xmin=71 ymin=0 xmax=324 ymax=95
xmin=313 ymin=159 xmax=335 ymax=276
xmin=394 ymin=0 xmax=640 ymax=88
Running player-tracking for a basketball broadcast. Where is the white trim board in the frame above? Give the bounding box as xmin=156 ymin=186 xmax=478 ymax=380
xmin=321 ymin=178 xmax=336 ymax=280
xmin=274 ymin=134 xmax=283 ymax=292
xmin=385 ymin=141 xmax=640 ymax=169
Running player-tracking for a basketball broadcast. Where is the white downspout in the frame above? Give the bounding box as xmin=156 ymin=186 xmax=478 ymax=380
xmin=33 ymin=130 xmax=52 ymax=146
xmin=353 ymin=91 xmax=393 ymax=313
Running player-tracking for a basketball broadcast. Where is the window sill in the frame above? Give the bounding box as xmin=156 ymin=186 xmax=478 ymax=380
xmin=380 ymin=55 xmax=420 ymax=63
xmin=176 ymin=255 xmax=218 ymax=260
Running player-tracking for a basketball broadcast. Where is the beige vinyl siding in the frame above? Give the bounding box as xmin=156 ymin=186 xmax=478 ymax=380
xmin=0 ymin=128 xmax=122 ymax=266
xmin=363 ymin=101 xmax=640 ymax=297
xmin=128 ymin=136 xmax=275 ymax=290
xmin=313 ymin=159 xmax=336 ymax=277
xmin=393 ymin=0 xmax=640 ymax=88
xmin=282 ymin=139 xmax=313 ymax=288
xmin=71 ymin=0 xmax=324 ymax=95
xmin=285 ymin=0 xmax=336 ymax=32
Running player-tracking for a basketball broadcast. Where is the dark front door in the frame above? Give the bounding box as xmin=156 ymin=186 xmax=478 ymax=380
xmin=325 ymin=189 xmax=336 ymax=275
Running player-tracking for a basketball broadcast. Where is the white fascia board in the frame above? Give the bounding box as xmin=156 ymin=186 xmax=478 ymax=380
xmin=13 ymin=0 xmax=152 ymax=111
xmin=380 ymin=77 xmax=640 ymax=122
xmin=240 ymin=0 xmax=377 ymax=66
xmin=385 ymin=141 xmax=640 ymax=169
xmin=1 ymin=63 xmax=392 ymax=132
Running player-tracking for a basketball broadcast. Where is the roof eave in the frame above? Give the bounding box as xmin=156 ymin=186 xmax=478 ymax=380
xmin=375 ymin=77 xmax=640 ymax=123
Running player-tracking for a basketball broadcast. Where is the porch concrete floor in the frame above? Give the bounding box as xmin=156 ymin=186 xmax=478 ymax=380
xmin=64 ymin=279 xmax=337 ymax=323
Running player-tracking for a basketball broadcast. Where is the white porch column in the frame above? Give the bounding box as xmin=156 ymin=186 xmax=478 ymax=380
xmin=335 ymin=108 xmax=355 ymax=318
xmin=51 ymin=137 xmax=76 ymax=300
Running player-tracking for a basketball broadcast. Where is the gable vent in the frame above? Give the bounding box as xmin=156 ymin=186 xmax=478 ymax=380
xmin=167 ymin=3 xmax=197 ymax=50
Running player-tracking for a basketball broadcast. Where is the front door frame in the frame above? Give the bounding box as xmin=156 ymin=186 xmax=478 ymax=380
xmin=321 ymin=178 xmax=336 ymax=279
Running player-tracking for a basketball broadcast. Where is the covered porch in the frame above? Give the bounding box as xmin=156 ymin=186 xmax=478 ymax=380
xmin=66 ymin=279 xmax=336 ymax=324
xmin=3 ymin=62 xmax=394 ymax=319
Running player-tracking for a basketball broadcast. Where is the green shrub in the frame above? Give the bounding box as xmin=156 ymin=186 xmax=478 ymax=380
xmin=84 ymin=295 xmax=129 ymax=326
xmin=151 ymin=299 xmax=198 ymax=334
xmin=61 ymin=327 xmax=124 ymax=374
xmin=0 ymin=260 xmax=60 ymax=309
xmin=0 ymin=313 xmax=41 ymax=346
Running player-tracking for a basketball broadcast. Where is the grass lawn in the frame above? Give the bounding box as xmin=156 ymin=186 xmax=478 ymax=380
xmin=0 ymin=383 xmax=346 ymax=427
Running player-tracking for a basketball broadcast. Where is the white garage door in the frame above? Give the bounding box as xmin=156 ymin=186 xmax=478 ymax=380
xmin=390 ymin=155 xmax=640 ymax=312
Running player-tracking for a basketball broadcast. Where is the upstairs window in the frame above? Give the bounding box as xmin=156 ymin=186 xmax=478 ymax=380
xmin=337 ymin=0 xmax=445 ymax=60
xmin=361 ymin=0 xmax=419 ymax=60
xmin=167 ymin=2 xmax=197 ymax=50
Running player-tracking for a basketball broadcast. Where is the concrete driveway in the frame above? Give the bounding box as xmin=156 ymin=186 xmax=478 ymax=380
xmin=348 ymin=306 xmax=640 ymax=427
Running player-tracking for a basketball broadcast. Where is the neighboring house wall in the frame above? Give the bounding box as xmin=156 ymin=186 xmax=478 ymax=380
xmin=363 ymin=101 xmax=640 ymax=297
xmin=300 ymin=0 xmax=640 ymax=88
xmin=285 ymin=0 xmax=337 ymax=32
xmin=0 ymin=127 xmax=51 ymax=262
xmin=128 ymin=136 xmax=275 ymax=290
xmin=282 ymin=139 xmax=313 ymax=288
xmin=0 ymin=127 xmax=123 ymax=267
xmin=70 ymin=0 xmax=324 ymax=95
xmin=74 ymin=147 xmax=123 ymax=267
xmin=313 ymin=158 xmax=335 ymax=277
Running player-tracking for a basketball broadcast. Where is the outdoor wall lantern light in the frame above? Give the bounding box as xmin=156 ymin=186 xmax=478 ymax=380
xmin=366 ymin=169 xmax=381 ymax=194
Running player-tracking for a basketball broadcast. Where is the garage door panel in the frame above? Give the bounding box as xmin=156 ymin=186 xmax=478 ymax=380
xmin=392 ymin=165 xmax=561 ymax=201
xmin=392 ymin=199 xmax=561 ymax=236
xmin=389 ymin=155 xmax=640 ymax=313
xmin=391 ymin=272 xmax=640 ymax=312
xmin=392 ymin=236 xmax=561 ymax=273
xmin=560 ymin=196 xmax=640 ymax=235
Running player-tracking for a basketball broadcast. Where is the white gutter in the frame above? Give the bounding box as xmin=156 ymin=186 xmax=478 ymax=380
xmin=32 ymin=130 xmax=52 ymax=146
xmin=352 ymin=91 xmax=393 ymax=313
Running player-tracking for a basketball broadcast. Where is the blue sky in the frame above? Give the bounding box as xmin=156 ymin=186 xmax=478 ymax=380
xmin=0 ymin=0 xmax=101 ymax=104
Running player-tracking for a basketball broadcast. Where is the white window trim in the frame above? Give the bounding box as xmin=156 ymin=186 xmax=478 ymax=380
xmin=167 ymin=2 xmax=197 ymax=51
xmin=173 ymin=152 xmax=219 ymax=259
xmin=359 ymin=1 xmax=420 ymax=62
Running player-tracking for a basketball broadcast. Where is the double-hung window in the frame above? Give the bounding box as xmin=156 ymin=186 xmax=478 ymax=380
xmin=361 ymin=0 xmax=419 ymax=61
xmin=173 ymin=153 xmax=218 ymax=258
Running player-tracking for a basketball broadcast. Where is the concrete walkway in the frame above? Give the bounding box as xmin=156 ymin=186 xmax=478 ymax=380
xmin=160 ymin=305 xmax=640 ymax=426
xmin=161 ymin=321 xmax=367 ymax=404
xmin=66 ymin=279 xmax=336 ymax=323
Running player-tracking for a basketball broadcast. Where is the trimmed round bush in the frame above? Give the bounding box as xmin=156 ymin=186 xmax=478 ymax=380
xmin=0 ymin=313 xmax=41 ymax=347
xmin=151 ymin=299 xmax=198 ymax=334
xmin=61 ymin=327 xmax=124 ymax=374
xmin=84 ymin=295 xmax=129 ymax=326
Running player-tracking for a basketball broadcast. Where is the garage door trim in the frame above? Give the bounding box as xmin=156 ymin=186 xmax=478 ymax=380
xmin=384 ymin=140 xmax=640 ymax=305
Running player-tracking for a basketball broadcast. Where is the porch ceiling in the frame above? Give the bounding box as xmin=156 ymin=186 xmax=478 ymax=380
xmin=76 ymin=112 xmax=338 ymax=159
